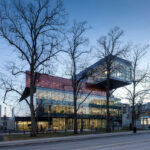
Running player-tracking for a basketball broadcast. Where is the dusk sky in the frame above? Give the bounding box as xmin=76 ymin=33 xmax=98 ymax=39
xmin=0 ymin=0 xmax=150 ymax=116
xmin=0 ymin=0 xmax=150 ymax=63
xmin=1 ymin=0 xmax=150 ymax=66
xmin=63 ymin=0 xmax=150 ymax=44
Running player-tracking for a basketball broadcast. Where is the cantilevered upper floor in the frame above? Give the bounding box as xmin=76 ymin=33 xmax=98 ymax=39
xmin=77 ymin=56 xmax=132 ymax=90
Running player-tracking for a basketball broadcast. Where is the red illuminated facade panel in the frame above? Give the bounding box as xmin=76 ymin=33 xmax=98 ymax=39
xmin=26 ymin=71 xmax=106 ymax=97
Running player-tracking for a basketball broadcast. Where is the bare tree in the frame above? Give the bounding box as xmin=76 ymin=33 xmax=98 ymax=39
xmin=96 ymin=27 xmax=129 ymax=132
xmin=0 ymin=73 xmax=30 ymax=114
xmin=124 ymin=46 xmax=149 ymax=133
xmin=63 ymin=21 xmax=92 ymax=134
xmin=0 ymin=0 xmax=66 ymax=136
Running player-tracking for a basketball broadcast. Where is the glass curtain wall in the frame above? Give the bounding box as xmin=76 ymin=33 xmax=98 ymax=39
xmin=35 ymin=88 xmax=121 ymax=130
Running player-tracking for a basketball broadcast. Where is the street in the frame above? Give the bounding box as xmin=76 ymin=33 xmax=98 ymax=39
xmin=1 ymin=133 xmax=150 ymax=150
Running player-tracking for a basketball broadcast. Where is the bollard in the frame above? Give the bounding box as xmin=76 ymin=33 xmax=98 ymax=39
xmin=133 ymin=127 xmax=137 ymax=133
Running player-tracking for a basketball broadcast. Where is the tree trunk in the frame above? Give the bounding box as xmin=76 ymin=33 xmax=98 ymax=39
xmin=106 ymin=90 xmax=111 ymax=132
xmin=106 ymin=76 xmax=111 ymax=132
xmin=30 ymin=102 xmax=36 ymax=136
xmin=74 ymin=110 xmax=78 ymax=134
xmin=30 ymin=70 xmax=36 ymax=136
xmin=132 ymin=82 xmax=136 ymax=133
xmin=74 ymin=96 xmax=78 ymax=134
xmin=132 ymin=98 xmax=136 ymax=133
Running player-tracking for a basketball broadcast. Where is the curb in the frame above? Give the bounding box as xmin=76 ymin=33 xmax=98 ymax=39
xmin=0 ymin=130 xmax=150 ymax=148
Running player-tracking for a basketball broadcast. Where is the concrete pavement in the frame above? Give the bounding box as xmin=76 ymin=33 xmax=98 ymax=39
xmin=1 ymin=131 xmax=150 ymax=150
xmin=0 ymin=130 xmax=150 ymax=148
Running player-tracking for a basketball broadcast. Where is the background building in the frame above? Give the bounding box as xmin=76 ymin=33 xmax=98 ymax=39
xmin=140 ymin=102 xmax=150 ymax=128
xmin=122 ymin=104 xmax=131 ymax=129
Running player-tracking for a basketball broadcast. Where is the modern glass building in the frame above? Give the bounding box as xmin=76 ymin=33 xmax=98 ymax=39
xmin=15 ymin=56 xmax=131 ymax=131
xmin=15 ymin=74 xmax=121 ymax=131
xmin=78 ymin=56 xmax=132 ymax=90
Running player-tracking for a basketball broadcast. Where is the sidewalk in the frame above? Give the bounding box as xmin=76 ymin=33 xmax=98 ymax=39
xmin=0 ymin=130 xmax=150 ymax=148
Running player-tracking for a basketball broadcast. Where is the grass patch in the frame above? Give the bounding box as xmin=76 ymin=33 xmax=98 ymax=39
xmin=2 ymin=131 xmax=95 ymax=141
xmin=1 ymin=129 xmax=131 ymax=141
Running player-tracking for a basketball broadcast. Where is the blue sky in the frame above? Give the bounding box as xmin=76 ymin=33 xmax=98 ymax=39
xmin=1 ymin=0 xmax=150 ymax=116
xmin=1 ymin=0 xmax=150 ymax=66
xmin=63 ymin=0 xmax=150 ymax=45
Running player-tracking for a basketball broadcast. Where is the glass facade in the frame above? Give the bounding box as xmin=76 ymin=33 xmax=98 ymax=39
xmin=16 ymin=57 xmax=131 ymax=132
xmin=17 ymin=66 xmax=124 ymax=131
xmin=111 ymin=61 xmax=132 ymax=82
xmin=15 ymin=121 xmax=31 ymax=131
xmin=87 ymin=58 xmax=132 ymax=84
xmin=30 ymin=87 xmax=121 ymax=131
xmin=15 ymin=87 xmax=121 ymax=131
xmin=141 ymin=117 xmax=150 ymax=127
